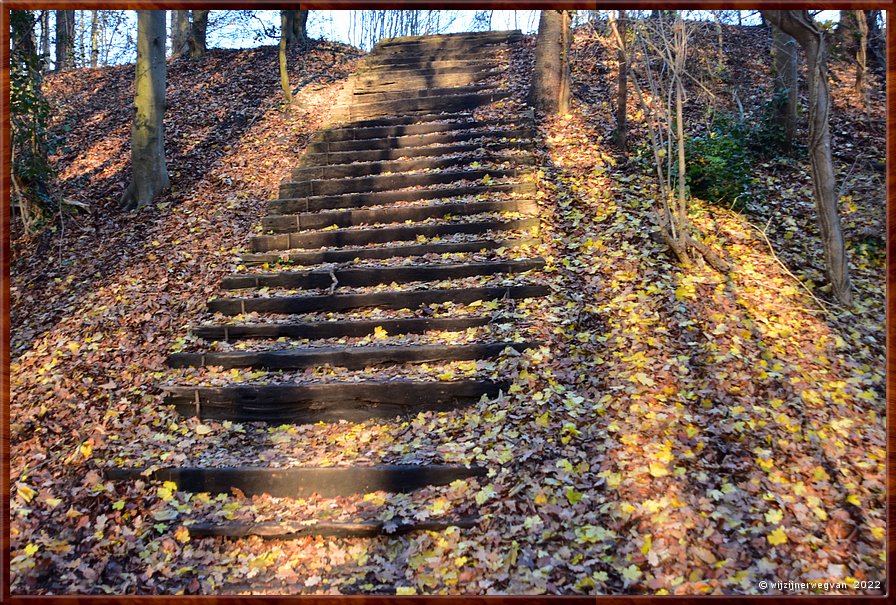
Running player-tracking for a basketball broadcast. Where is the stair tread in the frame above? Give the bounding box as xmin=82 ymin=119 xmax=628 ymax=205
xmin=106 ymin=464 xmax=488 ymax=498
xmin=192 ymin=316 xmax=494 ymax=340
xmin=188 ymin=516 xmax=480 ymax=538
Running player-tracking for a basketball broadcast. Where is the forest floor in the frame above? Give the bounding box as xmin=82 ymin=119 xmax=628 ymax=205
xmin=9 ymin=25 xmax=886 ymax=595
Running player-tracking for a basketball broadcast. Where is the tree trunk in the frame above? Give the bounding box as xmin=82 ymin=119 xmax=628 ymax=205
xmin=171 ymin=10 xmax=191 ymax=58
xmin=279 ymin=11 xmax=293 ymax=102
xmin=854 ymin=10 xmax=868 ymax=110
xmin=864 ymin=10 xmax=885 ymax=73
xmin=90 ymin=10 xmax=100 ymax=67
xmin=528 ymin=10 xmax=571 ymax=115
xmin=611 ymin=10 xmax=628 ymax=150
xmin=283 ymin=10 xmax=309 ymax=47
xmin=121 ymin=10 xmax=169 ymax=211
xmin=55 ymin=10 xmax=76 ymax=71
xmin=771 ymin=23 xmax=799 ymax=150
xmin=762 ymin=10 xmax=852 ymax=305
xmin=40 ymin=10 xmax=50 ymax=69
xmin=189 ymin=9 xmax=209 ymax=59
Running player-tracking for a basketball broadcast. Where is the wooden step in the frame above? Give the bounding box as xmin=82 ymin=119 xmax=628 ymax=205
xmin=349 ymin=83 xmax=497 ymax=104
xmin=188 ymin=516 xmax=480 ymax=539
xmin=240 ymin=236 xmax=542 ymax=266
xmin=305 ymin=126 xmax=532 ymax=154
xmin=264 ymin=198 xmax=537 ymax=232
xmin=290 ymin=152 xmax=534 ymax=181
xmin=106 ymin=464 xmax=488 ymax=498
xmin=166 ymin=341 xmax=537 ymax=370
xmin=365 ymin=43 xmax=517 ymax=65
xmin=268 ymin=182 xmax=536 ymax=215
xmin=357 ymin=59 xmax=495 ymax=74
xmin=376 ymin=30 xmax=521 ymax=49
xmin=193 ymin=316 xmax=492 ymax=341
xmin=344 ymin=91 xmax=512 ymax=120
xmin=279 ymin=167 xmax=529 ymax=198
xmin=312 ymin=117 xmax=526 ymax=143
xmin=353 ymin=71 xmax=499 ymax=93
xmin=208 ymin=284 xmax=550 ymax=315
xmin=251 ymin=217 xmax=539 ymax=253
xmin=299 ymin=139 xmax=533 ymax=168
xmin=165 ymin=379 xmax=508 ymax=422
xmin=222 ymin=259 xmax=544 ymax=290
xmin=331 ymin=111 xmax=475 ymax=129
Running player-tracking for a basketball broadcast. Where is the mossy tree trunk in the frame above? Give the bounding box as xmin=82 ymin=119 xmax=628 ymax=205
xmin=189 ymin=10 xmax=208 ymax=59
xmin=120 ymin=10 xmax=169 ymax=211
xmin=55 ymin=10 xmax=75 ymax=70
xmin=171 ymin=10 xmax=191 ymax=58
xmin=771 ymin=23 xmax=799 ymax=150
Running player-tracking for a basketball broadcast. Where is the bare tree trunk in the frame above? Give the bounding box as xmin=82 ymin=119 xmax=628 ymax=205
xmin=854 ymin=10 xmax=869 ymax=110
xmin=762 ymin=10 xmax=852 ymax=305
xmin=40 ymin=10 xmax=50 ymax=70
xmin=90 ymin=10 xmax=100 ymax=67
xmin=864 ymin=10 xmax=885 ymax=72
xmin=279 ymin=11 xmax=293 ymax=102
xmin=55 ymin=10 xmax=76 ymax=71
xmin=771 ymin=23 xmax=799 ymax=149
xmin=189 ymin=9 xmax=208 ymax=59
xmin=283 ymin=10 xmax=309 ymax=47
xmin=121 ymin=10 xmax=169 ymax=211
xmin=171 ymin=10 xmax=191 ymax=58
xmin=528 ymin=10 xmax=571 ymax=114
xmin=611 ymin=10 xmax=628 ymax=150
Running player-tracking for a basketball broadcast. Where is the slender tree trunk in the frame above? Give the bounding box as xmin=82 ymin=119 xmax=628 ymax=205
xmin=854 ymin=10 xmax=868 ymax=110
xmin=171 ymin=10 xmax=191 ymax=58
xmin=864 ymin=10 xmax=885 ymax=72
xmin=55 ymin=10 xmax=76 ymax=71
xmin=40 ymin=10 xmax=50 ymax=70
xmin=121 ymin=10 xmax=169 ymax=211
xmin=529 ymin=10 xmax=571 ymax=115
xmin=762 ymin=10 xmax=852 ymax=305
xmin=611 ymin=10 xmax=628 ymax=150
xmin=771 ymin=23 xmax=799 ymax=150
xmin=189 ymin=9 xmax=209 ymax=59
xmin=90 ymin=10 xmax=100 ymax=67
xmin=283 ymin=10 xmax=309 ymax=47
xmin=279 ymin=11 xmax=293 ymax=102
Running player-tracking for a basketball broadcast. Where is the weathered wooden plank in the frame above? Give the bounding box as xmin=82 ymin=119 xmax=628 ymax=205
xmin=222 ymin=259 xmax=544 ymax=290
xmin=251 ymin=217 xmax=539 ymax=253
xmin=166 ymin=341 xmax=537 ymax=370
xmin=188 ymin=516 xmax=480 ymax=539
xmin=164 ymin=379 xmax=508 ymax=422
xmin=264 ymin=199 xmax=537 ymax=233
xmin=192 ymin=316 xmax=492 ymax=341
xmin=290 ymin=153 xmax=534 ymax=182
xmin=208 ymin=284 xmax=550 ymax=315
xmin=353 ymin=71 xmax=499 ymax=93
xmin=298 ymin=140 xmax=533 ymax=168
xmin=279 ymin=167 xmax=530 ymax=198
xmin=106 ymin=465 xmax=488 ymax=498
xmin=304 ymin=127 xmax=532 ymax=154
xmin=344 ymin=91 xmax=512 ymax=120
xmin=240 ymin=236 xmax=542 ymax=266
xmin=267 ymin=181 xmax=536 ymax=215
xmin=349 ymin=83 xmax=496 ymax=104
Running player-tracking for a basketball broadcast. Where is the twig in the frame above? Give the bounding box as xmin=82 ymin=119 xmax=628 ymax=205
xmin=745 ymin=218 xmax=841 ymax=315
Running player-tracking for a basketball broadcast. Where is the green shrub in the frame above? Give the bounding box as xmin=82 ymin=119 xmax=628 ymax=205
xmin=684 ymin=116 xmax=752 ymax=209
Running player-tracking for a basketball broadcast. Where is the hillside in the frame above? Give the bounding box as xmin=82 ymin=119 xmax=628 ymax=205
xmin=10 ymin=24 xmax=886 ymax=595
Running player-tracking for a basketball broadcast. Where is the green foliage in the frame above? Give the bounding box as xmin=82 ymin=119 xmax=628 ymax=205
xmin=684 ymin=114 xmax=752 ymax=209
xmin=10 ymin=10 xmax=55 ymax=229
xmin=749 ymin=87 xmax=798 ymax=157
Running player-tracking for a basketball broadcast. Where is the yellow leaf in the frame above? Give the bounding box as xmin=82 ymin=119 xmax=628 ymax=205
xmin=846 ymin=494 xmax=861 ymax=506
xmin=534 ymin=492 xmax=548 ymax=505
xmin=17 ymin=485 xmax=36 ymax=503
xmin=194 ymin=423 xmax=213 ymax=436
xmin=649 ymin=462 xmax=669 ymax=478
xmin=24 ymin=544 xmax=39 ymax=557
xmin=373 ymin=326 xmax=389 ymax=340
xmin=175 ymin=526 xmax=190 ymax=543
xmin=871 ymin=526 xmax=885 ymax=541
xmin=45 ymin=497 xmax=62 ymax=508
xmin=535 ymin=412 xmax=550 ymax=427
xmin=565 ymin=488 xmax=584 ymax=505
xmin=604 ymin=472 xmax=622 ymax=489
xmin=640 ymin=534 xmax=653 ymax=556
xmin=765 ymin=509 xmax=784 ymax=524
xmin=396 ymin=587 xmax=417 ymax=595
xmin=80 ymin=443 xmax=93 ymax=459
xmin=767 ymin=527 xmax=788 ymax=546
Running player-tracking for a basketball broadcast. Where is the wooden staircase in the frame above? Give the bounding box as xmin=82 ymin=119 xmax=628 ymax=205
xmin=110 ymin=30 xmax=545 ymax=547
